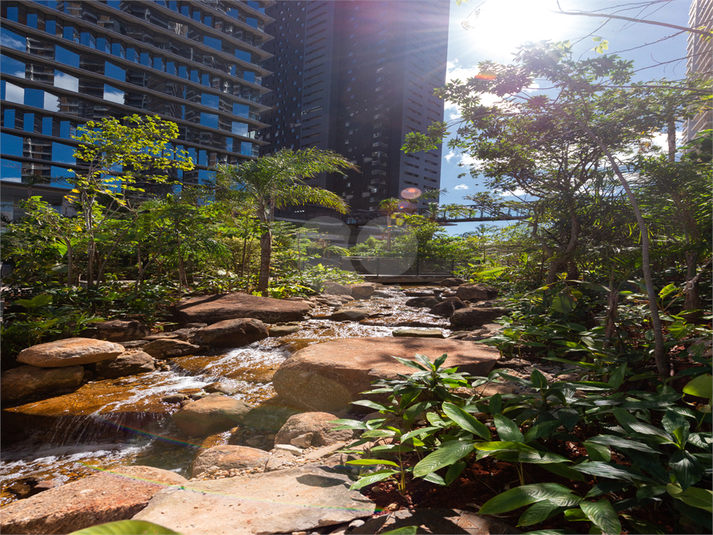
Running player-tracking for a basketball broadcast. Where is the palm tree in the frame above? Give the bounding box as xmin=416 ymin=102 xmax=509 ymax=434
xmin=215 ymin=148 xmax=356 ymax=294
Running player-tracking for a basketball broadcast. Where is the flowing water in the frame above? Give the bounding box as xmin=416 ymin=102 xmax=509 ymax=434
xmin=0 ymin=286 xmax=451 ymax=506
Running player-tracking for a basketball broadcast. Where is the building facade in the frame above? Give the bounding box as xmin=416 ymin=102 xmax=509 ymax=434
xmin=1 ymin=0 xmax=273 ymax=220
xmin=684 ymin=0 xmax=713 ymax=143
xmin=260 ymin=0 xmax=449 ymax=216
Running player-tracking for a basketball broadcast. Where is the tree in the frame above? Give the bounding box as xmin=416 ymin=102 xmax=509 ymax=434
xmin=215 ymin=148 xmax=356 ymax=294
xmin=67 ymin=115 xmax=194 ymax=288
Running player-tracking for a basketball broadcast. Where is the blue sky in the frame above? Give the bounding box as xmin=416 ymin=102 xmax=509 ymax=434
xmin=438 ymin=0 xmax=693 ymax=235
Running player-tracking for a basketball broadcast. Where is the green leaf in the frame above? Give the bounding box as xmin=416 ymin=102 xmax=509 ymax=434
xmin=433 ymin=353 xmax=448 ymax=370
xmin=531 ymin=368 xmax=548 ymax=390
xmin=443 ymin=402 xmax=491 ymax=440
xmin=330 ymin=419 xmax=368 ymax=430
xmin=391 ymin=355 xmax=428 ymax=371
xmin=584 ymin=441 xmax=611 ymax=462
xmin=524 ymin=420 xmax=561 ymax=443
xmin=351 ymin=400 xmax=390 ymax=412
xmin=414 ymin=353 xmax=436 ymax=371
xmin=494 ymin=414 xmax=524 ymax=443
xmin=381 ymin=527 xmax=418 ymax=535
xmin=573 ymin=461 xmax=654 ymax=483
xmin=68 ymin=520 xmax=181 ymax=535
xmin=518 ymin=501 xmax=567 ymax=527
xmin=551 ymin=290 xmax=577 ymax=314
xmin=541 ymin=462 xmax=586 ymax=481
xmin=585 ymin=435 xmax=659 ymax=454
xmin=579 ymin=499 xmax=621 ymax=535
xmin=346 ymin=459 xmax=400 ymax=467
xmin=349 ymin=469 xmax=398 ymax=490
xmin=413 ymin=440 xmax=475 ymax=478
xmin=683 ymin=374 xmax=713 ymax=400
xmin=445 ymin=460 xmax=467 ymax=485
xmin=400 ymin=426 xmax=441 ymax=443
xmin=488 ymin=393 xmax=502 ymax=415
xmin=479 ymin=483 xmax=579 ymax=515
xmin=607 ymin=364 xmax=627 ymax=390
xmin=669 ymin=450 xmax=703 ymax=490
xmin=667 ymin=483 xmax=713 ymax=512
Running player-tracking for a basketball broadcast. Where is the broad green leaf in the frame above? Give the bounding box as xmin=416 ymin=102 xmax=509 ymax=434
xmin=489 ymin=393 xmax=502 ymax=415
xmin=541 ymin=462 xmax=586 ymax=481
xmin=531 ymin=368 xmax=548 ymax=389
xmin=381 ymin=527 xmax=418 ymax=535
xmin=351 ymin=400 xmax=390 ymax=412
xmin=413 ymin=440 xmax=475 ymax=478
xmin=445 ymin=460 xmax=466 ymax=485
xmin=414 ymin=353 xmax=436 ymax=371
xmin=479 ymin=483 xmax=578 ymax=515
xmin=433 ymin=353 xmax=448 ymax=370
xmin=330 ymin=419 xmax=368 ymax=430
xmin=349 ymin=469 xmax=398 ymax=490
xmin=585 ymin=435 xmax=660 ymax=454
xmin=573 ymin=461 xmax=654 ymax=483
xmin=612 ymin=408 xmax=672 ymax=440
xmin=443 ymin=402 xmax=491 ymax=439
xmin=426 ymin=411 xmax=447 ymax=427
xmin=658 ymin=283 xmax=678 ymax=299
xmin=400 ymin=426 xmax=441 ymax=443
xmin=669 ymin=450 xmax=703 ymax=490
xmin=68 ymin=520 xmax=181 ymax=534
xmin=555 ymin=407 xmax=580 ymax=432
xmin=551 ymin=290 xmax=576 ymax=314
xmin=584 ymin=441 xmax=611 ymax=462
xmin=683 ymin=374 xmax=712 ymax=400
xmin=391 ymin=355 xmax=428 ymax=371
xmin=607 ymin=364 xmax=627 ymax=390
xmin=346 ymin=459 xmax=400 ymax=467
xmin=524 ymin=420 xmax=561 ymax=443
xmin=518 ymin=501 xmax=567 ymax=527
xmin=667 ymin=483 xmax=713 ymax=512
xmin=494 ymin=414 xmax=524 ymax=442
xmin=579 ymin=499 xmax=621 ymax=535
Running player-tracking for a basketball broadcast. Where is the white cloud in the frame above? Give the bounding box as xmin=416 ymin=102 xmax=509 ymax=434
xmin=459 ymin=153 xmax=479 ymax=168
xmin=44 ymin=91 xmax=59 ymax=111
xmin=446 ymin=60 xmax=480 ymax=84
xmin=54 ymin=72 xmax=78 ymax=92
xmin=4 ymin=82 xmax=23 ymax=103
xmin=454 ymin=184 xmax=469 ymax=190
xmin=104 ymin=87 xmax=125 ymax=104
xmin=1 ymin=33 xmax=25 ymax=51
xmin=444 ymin=151 xmax=456 ymax=162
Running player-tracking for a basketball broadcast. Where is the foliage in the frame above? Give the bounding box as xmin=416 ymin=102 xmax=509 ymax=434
xmin=67 ymin=520 xmax=181 ymax=535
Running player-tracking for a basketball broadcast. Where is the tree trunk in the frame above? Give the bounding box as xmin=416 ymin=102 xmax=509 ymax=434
xmin=258 ymin=229 xmax=272 ymax=295
xmin=684 ymin=255 xmax=711 ymax=312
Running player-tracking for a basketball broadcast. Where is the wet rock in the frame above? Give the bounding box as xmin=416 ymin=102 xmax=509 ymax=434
xmin=430 ymin=296 xmax=467 ymax=318
xmin=142 ymin=338 xmax=202 ymax=358
xmin=455 ymin=283 xmax=499 ymax=301
xmin=440 ymin=277 xmax=466 ymax=287
xmin=268 ymin=324 xmax=302 ymax=337
xmin=17 ymin=338 xmax=125 ymax=368
xmin=0 ymin=465 xmax=187 ymax=535
xmin=405 ymin=296 xmax=439 ymax=308
xmin=351 ymin=507 xmax=518 ymax=535
xmin=194 ymin=318 xmax=269 ymax=348
xmin=161 ymin=393 xmax=186 ymax=403
xmin=392 ymin=328 xmax=445 ymax=338
xmin=275 ymin=412 xmax=355 ymax=447
xmin=273 ymin=337 xmax=500 ymax=412
xmin=241 ymin=404 xmax=302 ymax=433
xmin=172 ymin=395 xmax=252 ymax=436
xmin=134 ymin=465 xmax=375 ymax=535
xmin=84 ymin=319 xmax=151 ymax=342
xmin=120 ymin=339 xmax=150 ymax=349
xmin=93 ymin=351 xmax=156 ymax=379
xmin=174 ymin=292 xmax=311 ymax=324
xmin=322 ymin=281 xmax=352 ymax=295
xmin=191 ymin=445 xmax=269 ymax=478
xmin=1 ymin=365 xmax=84 ymax=404
xmin=450 ymin=307 xmax=510 ymax=328
xmin=329 ymin=309 xmax=369 ymax=321
xmin=204 ymin=381 xmax=239 ymax=395
xmin=349 ymin=283 xmax=376 ymax=299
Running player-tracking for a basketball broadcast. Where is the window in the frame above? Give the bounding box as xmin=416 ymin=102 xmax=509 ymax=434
xmin=54 ymin=70 xmax=78 ymax=92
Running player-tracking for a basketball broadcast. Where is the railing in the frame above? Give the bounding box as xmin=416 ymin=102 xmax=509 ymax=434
xmin=338 ymin=256 xmax=468 ymax=277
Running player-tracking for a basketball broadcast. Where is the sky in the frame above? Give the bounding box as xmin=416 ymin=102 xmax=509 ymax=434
xmin=437 ymin=0 xmax=694 ymax=235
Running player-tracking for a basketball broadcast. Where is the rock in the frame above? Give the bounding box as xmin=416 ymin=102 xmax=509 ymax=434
xmin=349 ymin=283 xmax=376 ymax=299
xmin=322 ymin=281 xmax=352 ymax=295
xmin=274 ymin=444 xmax=303 ymax=455
xmin=329 ymin=309 xmax=369 ymax=321
xmin=405 ymin=296 xmax=439 ymax=308
xmin=275 ymin=412 xmax=355 ymax=447
xmin=1 ymin=365 xmax=84 ymax=404
xmin=392 ymin=328 xmax=445 ymax=338
xmin=172 ymin=395 xmax=252 ymax=436
xmin=0 ymin=465 xmax=187 ymax=535
xmin=174 ymin=292 xmax=311 ymax=324
xmin=272 ymin=337 xmax=500 ymax=412
xmin=194 ymin=318 xmax=269 ymax=348
xmin=133 ymin=465 xmax=376 ymax=535
xmin=450 ymin=307 xmax=510 ymax=328
xmin=290 ymin=432 xmax=314 ymax=448
xmin=430 ymin=296 xmax=467 ymax=318
xmin=93 ymin=351 xmax=156 ymax=379
xmin=268 ymin=324 xmax=302 ymax=337
xmin=455 ymin=283 xmax=499 ymax=301
xmin=17 ymin=338 xmax=125 ymax=368
xmin=191 ymin=445 xmax=270 ymax=478
xmin=352 ymin=507 xmax=518 ymax=535
xmin=440 ymin=277 xmax=466 ymax=287
xmin=265 ymin=449 xmax=299 ymax=471
xmin=241 ymin=404 xmax=302 ymax=433
xmin=161 ymin=393 xmax=186 ymax=403
xmin=142 ymin=339 xmax=202 ymax=358
xmin=84 ymin=319 xmax=151 ymax=342
xmin=204 ymin=382 xmax=239 ymax=395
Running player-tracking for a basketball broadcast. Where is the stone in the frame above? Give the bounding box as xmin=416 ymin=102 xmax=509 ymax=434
xmin=172 ymin=395 xmax=252 ymax=436
xmin=194 ymin=318 xmax=269 ymax=348
xmin=84 ymin=319 xmax=151 ymax=342
xmin=290 ymin=432 xmax=314 ymax=448
xmin=392 ymin=328 xmax=445 ymax=338
xmin=274 ymin=444 xmax=303 ymax=455
xmin=430 ymin=296 xmax=467 ymax=318
xmin=142 ymin=338 xmax=202 ymax=358
xmin=450 ymin=307 xmax=510 ymax=328
xmin=204 ymin=382 xmax=238 ymax=395
xmin=322 ymin=281 xmax=352 ymax=295
xmin=0 ymin=465 xmax=187 ymax=535
xmin=191 ymin=445 xmax=270 ymax=478
xmin=1 ymin=365 xmax=84 ymax=404
xmin=455 ymin=283 xmax=499 ymax=301
xmin=272 ymin=337 xmax=500 ymax=412
xmin=440 ymin=277 xmax=466 ymax=287
xmin=268 ymin=324 xmax=302 ymax=337
xmin=174 ymin=292 xmax=311 ymax=324
xmin=265 ymin=449 xmax=298 ymax=471
xmin=349 ymin=283 xmax=376 ymax=299
xmin=352 ymin=508 xmax=518 ymax=535
xmin=241 ymin=404 xmax=302 ymax=433
xmin=133 ymin=465 xmax=376 ymax=535
xmin=17 ymin=338 xmax=125 ymax=368
xmin=329 ymin=309 xmax=369 ymax=321
xmin=405 ymin=296 xmax=440 ymax=308
xmin=93 ymin=351 xmax=156 ymax=379
xmin=275 ymin=412 xmax=355 ymax=447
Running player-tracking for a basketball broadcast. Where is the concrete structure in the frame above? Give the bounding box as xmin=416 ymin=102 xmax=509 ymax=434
xmin=684 ymin=0 xmax=713 ymax=144
xmin=260 ymin=0 xmax=449 ymax=216
xmin=1 ymin=0 xmax=273 ymax=220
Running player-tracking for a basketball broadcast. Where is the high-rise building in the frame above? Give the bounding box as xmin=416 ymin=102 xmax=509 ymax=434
xmin=1 ymin=0 xmax=273 ymax=221
xmin=260 ymin=0 xmax=449 ymax=216
xmin=684 ymin=0 xmax=713 ymax=143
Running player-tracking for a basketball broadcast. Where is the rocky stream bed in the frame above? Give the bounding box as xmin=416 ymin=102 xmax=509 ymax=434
xmin=0 ymin=282 xmax=573 ymax=535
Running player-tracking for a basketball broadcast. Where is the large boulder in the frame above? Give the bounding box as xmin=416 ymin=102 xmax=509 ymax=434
xmin=450 ymin=307 xmax=510 ymax=328
xmin=272 ymin=337 xmax=500 ymax=412
xmin=405 ymin=296 xmax=440 ymax=308
xmin=455 ymin=283 xmax=499 ymax=301
xmin=348 ymin=283 xmax=376 ymax=299
xmin=440 ymin=277 xmax=466 ymax=287
xmin=93 ymin=351 xmax=156 ymax=379
xmin=194 ymin=318 xmax=269 ymax=348
xmin=329 ymin=309 xmax=369 ymax=321
xmin=172 ymin=395 xmax=252 ymax=436
xmin=275 ymin=412 xmax=355 ymax=448
xmin=142 ymin=339 xmax=202 ymax=358
xmin=191 ymin=445 xmax=269 ymax=478
xmin=17 ymin=338 xmax=125 ymax=368
xmin=322 ymin=281 xmax=352 ymax=296
xmin=0 ymin=465 xmax=187 ymax=535
xmin=84 ymin=319 xmax=151 ymax=342
xmin=133 ymin=465 xmax=375 ymax=535
xmin=1 ymin=365 xmax=84 ymax=404
xmin=174 ymin=292 xmax=311 ymax=324
xmin=430 ymin=296 xmax=467 ymax=318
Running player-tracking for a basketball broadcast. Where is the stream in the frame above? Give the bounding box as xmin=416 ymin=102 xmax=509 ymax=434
xmin=1 ymin=285 xmax=453 ymax=506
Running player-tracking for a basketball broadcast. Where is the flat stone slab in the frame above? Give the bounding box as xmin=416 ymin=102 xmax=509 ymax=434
xmin=352 ymin=508 xmax=519 ymax=534
xmin=17 ymin=338 xmax=125 ymax=367
xmin=174 ymin=292 xmax=311 ymax=324
xmin=273 ymin=337 xmax=500 ymax=412
xmin=134 ymin=465 xmax=375 ymax=535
